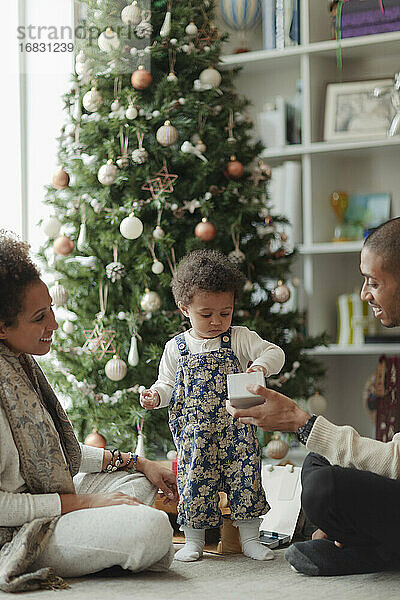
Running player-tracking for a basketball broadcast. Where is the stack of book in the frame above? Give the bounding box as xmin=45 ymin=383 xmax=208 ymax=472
xmin=340 ymin=0 xmax=400 ymax=39
xmin=262 ymin=0 xmax=300 ymax=50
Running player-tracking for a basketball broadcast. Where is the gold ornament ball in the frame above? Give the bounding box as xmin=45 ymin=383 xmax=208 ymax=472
xmin=52 ymin=167 xmax=69 ymax=189
xmin=227 ymin=157 xmax=244 ymax=179
xmin=131 ymin=66 xmax=152 ymax=90
xmin=266 ymin=434 xmax=289 ymax=460
xmin=272 ymin=281 xmax=291 ymax=303
xmin=156 ymin=120 xmax=178 ymax=147
xmin=195 ymin=218 xmax=216 ymax=242
xmin=141 ymin=289 xmax=162 ymax=312
xmin=53 ymin=234 xmax=74 ymax=256
xmin=85 ymin=428 xmax=107 ymax=448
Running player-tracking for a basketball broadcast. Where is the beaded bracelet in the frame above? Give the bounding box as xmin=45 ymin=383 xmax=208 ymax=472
xmin=104 ymin=448 xmax=123 ymax=473
xmin=124 ymin=452 xmax=138 ymax=472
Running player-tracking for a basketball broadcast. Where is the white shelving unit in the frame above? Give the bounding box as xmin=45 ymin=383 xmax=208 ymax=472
xmin=217 ymin=1 xmax=400 ymax=435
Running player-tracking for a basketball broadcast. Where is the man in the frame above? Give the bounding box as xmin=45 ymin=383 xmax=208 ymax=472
xmin=226 ymin=218 xmax=400 ymax=576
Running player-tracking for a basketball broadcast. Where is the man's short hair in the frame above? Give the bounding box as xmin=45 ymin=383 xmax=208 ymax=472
xmin=363 ymin=217 xmax=400 ymax=275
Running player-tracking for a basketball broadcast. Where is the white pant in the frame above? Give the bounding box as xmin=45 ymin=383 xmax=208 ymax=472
xmin=31 ymin=471 xmax=174 ymax=578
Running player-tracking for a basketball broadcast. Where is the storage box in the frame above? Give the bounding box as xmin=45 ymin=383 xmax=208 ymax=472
xmin=340 ymin=0 xmax=400 ymax=39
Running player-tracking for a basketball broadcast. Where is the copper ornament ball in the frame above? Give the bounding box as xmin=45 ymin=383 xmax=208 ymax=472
xmin=227 ymin=157 xmax=244 ymax=179
xmin=131 ymin=66 xmax=152 ymax=90
xmin=52 ymin=167 xmax=70 ymax=189
xmin=194 ymin=219 xmax=216 ymax=242
xmin=84 ymin=429 xmax=107 ymax=448
xmin=53 ymin=234 xmax=74 ymax=256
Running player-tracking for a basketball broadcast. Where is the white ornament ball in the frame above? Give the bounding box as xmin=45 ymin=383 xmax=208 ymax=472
xmin=117 ymin=311 xmax=127 ymax=320
xmin=43 ymin=216 xmax=61 ymax=238
xmin=126 ymin=105 xmax=138 ymax=120
xmin=120 ymin=214 xmax=143 ymax=239
xmin=152 ymin=226 xmax=165 ymax=240
xmin=178 ymin=97 xmax=186 ymax=105
xmin=111 ymin=99 xmax=121 ymax=112
xmin=130 ymin=47 xmax=138 ymax=56
xmin=199 ymin=67 xmax=221 ymax=88
xmin=76 ymin=50 xmax=86 ymax=64
xmin=62 ymin=320 xmax=75 ymax=334
xmin=156 ymin=120 xmax=178 ymax=147
xmin=170 ymin=38 xmax=177 ymax=45
xmin=166 ymin=449 xmax=177 ymax=460
xmin=167 ymin=72 xmax=178 ymax=82
xmin=83 ymin=88 xmax=103 ymax=112
xmin=185 ymin=21 xmax=198 ymax=36
xmin=105 ymin=356 xmax=127 ymax=381
xmin=292 ymin=277 xmax=301 ymax=288
xmin=49 ymin=283 xmax=69 ymax=307
xmin=151 ymin=260 xmax=164 ymax=274
xmin=131 ymin=148 xmax=148 ymax=164
xmin=140 ymin=290 xmax=162 ymax=312
xmin=98 ymin=28 xmax=120 ymax=52
xmin=121 ymin=1 xmax=141 ymax=25
xmin=307 ymin=392 xmax=328 ymax=415
xmin=98 ymin=161 xmax=118 ymax=186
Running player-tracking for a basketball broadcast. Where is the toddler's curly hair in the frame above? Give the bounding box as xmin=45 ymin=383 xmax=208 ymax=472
xmin=171 ymin=249 xmax=245 ymax=305
xmin=0 ymin=231 xmax=41 ymax=326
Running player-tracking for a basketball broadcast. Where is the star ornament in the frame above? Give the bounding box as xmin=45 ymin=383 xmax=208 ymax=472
xmin=82 ymin=319 xmax=117 ymax=360
xmin=195 ymin=22 xmax=220 ymax=49
xmin=141 ymin=164 xmax=178 ymax=200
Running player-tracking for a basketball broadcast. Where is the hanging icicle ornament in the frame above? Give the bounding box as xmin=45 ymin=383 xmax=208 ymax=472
xmin=156 ymin=120 xmax=178 ymax=146
xmin=83 ymin=87 xmax=103 ymax=112
xmin=53 ymin=234 xmax=74 ymax=256
xmin=77 ymin=204 xmax=88 ymax=251
xmin=135 ymin=418 xmax=146 ymax=456
xmin=131 ymin=130 xmax=148 ymax=164
xmin=106 ymin=243 xmax=126 ymax=283
xmin=98 ymin=27 xmax=120 ymax=52
xmin=52 ymin=166 xmax=69 ymax=189
xmin=271 ymin=281 xmax=291 ymax=304
xmin=185 ymin=21 xmax=198 ymax=36
xmin=120 ymin=212 xmax=144 ymax=239
xmin=195 ymin=218 xmax=216 ymax=242
xmin=199 ymin=66 xmax=222 ymax=88
xmin=43 ymin=215 xmax=61 ymax=238
xmin=131 ymin=65 xmax=152 ymax=89
xmin=128 ymin=330 xmax=140 ymax=366
xmin=98 ymin=159 xmax=118 ymax=186
xmin=116 ymin=125 xmax=130 ymax=168
xmin=49 ymin=281 xmax=69 ymax=307
xmin=151 ymin=259 xmax=164 ymax=274
xmin=105 ymin=355 xmax=127 ymax=381
xmin=82 ymin=283 xmax=117 ymax=359
xmin=226 ymin=109 xmax=237 ymax=144
xmin=229 ymin=224 xmax=246 ymax=264
xmin=160 ymin=4 xmax=171 ymax=37
xmin=121 ymin=0 xmax=141 ymax=25
xmin=140 ymin=288 xmax=162 ymax=312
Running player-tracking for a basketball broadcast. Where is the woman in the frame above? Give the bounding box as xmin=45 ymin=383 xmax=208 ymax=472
xmin=0 ymin=231 xmax=178 ymax=592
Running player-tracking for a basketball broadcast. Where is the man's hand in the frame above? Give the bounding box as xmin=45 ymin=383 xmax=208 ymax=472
xmin=312 ymin=528 xmax=343 ymax=548
xmin=226 ymin=384 xmax=310 ymax=432
xmin=60 ymin=492 xmax=144 ymax=514
xmin=139 ymin=458 xmax=178 ymax=505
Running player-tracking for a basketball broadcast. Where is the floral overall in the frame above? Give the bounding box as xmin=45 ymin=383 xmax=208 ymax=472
xmin=169 ymin=328 xmax=269 ymax=529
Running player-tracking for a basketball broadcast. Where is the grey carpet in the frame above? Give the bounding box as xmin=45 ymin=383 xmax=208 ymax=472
xmin=3 ymin=548 xmax=399 ymax=600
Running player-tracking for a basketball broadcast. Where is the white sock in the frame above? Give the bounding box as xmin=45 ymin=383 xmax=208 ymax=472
xmin=174 ymin=527 xmax=205 ymax=562
xmin=236 ymin=518 xmax=274 ymax=561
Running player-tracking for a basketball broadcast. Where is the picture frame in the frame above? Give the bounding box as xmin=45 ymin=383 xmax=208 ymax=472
xmin=323 ymin=78 xmax=394 ymax=142
xmin=345 ymin=193 xmax=391 ymax=230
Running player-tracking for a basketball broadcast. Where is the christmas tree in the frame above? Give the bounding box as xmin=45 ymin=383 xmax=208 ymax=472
xmin=40 ymin=0 xmax=327 ymax=456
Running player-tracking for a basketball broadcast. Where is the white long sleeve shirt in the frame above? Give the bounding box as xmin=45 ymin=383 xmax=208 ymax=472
xmin=0 ymin=401 xmax=104 ymax=527
xmin=151 ymin=326 xmax=286 ymax=408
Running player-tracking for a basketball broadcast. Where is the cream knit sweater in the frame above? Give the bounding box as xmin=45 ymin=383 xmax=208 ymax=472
xmin=0 ymin=403 xmax=104 ymax=527
xmin=307 ymin=416 xmax=400 ymax=479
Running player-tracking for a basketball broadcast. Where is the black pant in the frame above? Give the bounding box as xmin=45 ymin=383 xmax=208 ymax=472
xmin=301 ymin=452 xmax=400 ymax=559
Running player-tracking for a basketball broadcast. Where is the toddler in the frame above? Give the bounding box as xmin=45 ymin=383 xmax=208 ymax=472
xmin=140 ymin=250 xmax=285 ymax=562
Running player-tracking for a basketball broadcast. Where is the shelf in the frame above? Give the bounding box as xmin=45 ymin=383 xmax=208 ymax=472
xmin=261 ymin=137 xmax=400 ymax=160
xmin=299 ymin=241 xmax=363 ymax=254
xmin=305 ymin=343 xmax=400 ymax=356
xmin=220 ymin=30 xmax=400 ymax=71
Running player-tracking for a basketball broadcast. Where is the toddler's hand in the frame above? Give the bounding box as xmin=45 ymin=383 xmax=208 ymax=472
xmin=246 ymin=365 xmax=266 ymax=375
xmin=140 ymin=389 xmax=160 ymax=409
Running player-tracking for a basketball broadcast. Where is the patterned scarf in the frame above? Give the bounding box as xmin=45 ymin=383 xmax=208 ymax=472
xmin=0 ymin=342 xmax=81 ymax=592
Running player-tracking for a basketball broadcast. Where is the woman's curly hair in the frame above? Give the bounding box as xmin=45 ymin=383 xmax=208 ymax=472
xmin=171 ymin=249 xmax=245 ymax=305
xmin=0 ymin=231 xmax=41 ymax=326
